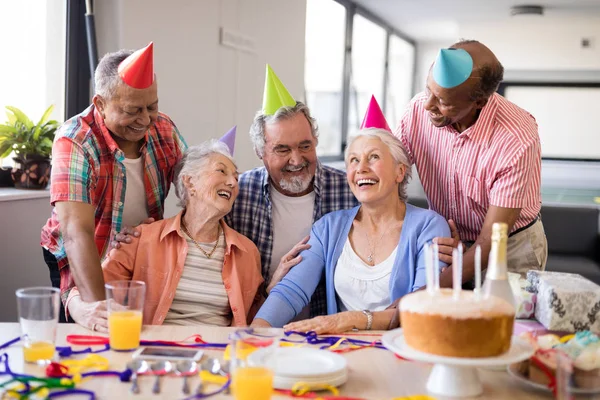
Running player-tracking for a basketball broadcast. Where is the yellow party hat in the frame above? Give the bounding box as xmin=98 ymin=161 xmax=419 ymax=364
xmin=262 ymin=64 xmax=296 ymax=115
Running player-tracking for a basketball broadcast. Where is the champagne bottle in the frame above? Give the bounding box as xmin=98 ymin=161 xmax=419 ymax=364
xmin=482 ymin=222 xmax=516 ymax=310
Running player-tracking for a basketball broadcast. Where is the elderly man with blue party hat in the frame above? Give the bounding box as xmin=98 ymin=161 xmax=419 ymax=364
xmin=394 ymin=40 xmax=546 ymax=289
xmin=226 ymin=65 xmax=358 ymax=320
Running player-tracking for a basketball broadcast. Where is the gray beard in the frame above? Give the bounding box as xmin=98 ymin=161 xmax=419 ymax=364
xmin=279 ymin=175 xmax=312 ymax=194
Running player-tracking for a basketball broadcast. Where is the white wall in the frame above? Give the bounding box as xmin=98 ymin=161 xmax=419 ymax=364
xmin=95 ymin=0 xmax=306 ymax=173
xmin=0 ymin=197 xmax=53 ymax=321
xmin=459 ymin=15 xmax=600 ymax=71
xmin=95 ymin=0 xmax=307 ymax=217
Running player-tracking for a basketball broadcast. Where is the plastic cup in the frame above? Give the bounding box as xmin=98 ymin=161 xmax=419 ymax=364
xmin=232 ymin=366 xmax=273 ymax=400
xmin=16 ymin=287 xmax=60 ymax=364
xmin=105 ymin=280 xmax=145 ymax=351
xmin=230 ymin=328 xmax=281 ymax=400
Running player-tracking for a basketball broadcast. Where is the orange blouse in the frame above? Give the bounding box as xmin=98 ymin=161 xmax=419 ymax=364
xmin=67 ymin=211 xmax=263 ymax=326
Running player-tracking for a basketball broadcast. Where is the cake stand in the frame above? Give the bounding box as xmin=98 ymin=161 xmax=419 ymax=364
xmin=382 ymin=329 xmax=535 ymax=398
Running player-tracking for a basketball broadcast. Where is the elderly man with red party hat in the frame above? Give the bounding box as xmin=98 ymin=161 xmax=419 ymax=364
xmin=251 ymin=96 xmax=450 ymax=334
xmin=395 ymin=40 xmax=546 ymax=287
xmin=40 ymin=43 xmax=187 ymax=326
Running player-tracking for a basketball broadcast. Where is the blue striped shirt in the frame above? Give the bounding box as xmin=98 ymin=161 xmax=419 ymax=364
xmin=225 ymin=162 xmax=359 ymax=317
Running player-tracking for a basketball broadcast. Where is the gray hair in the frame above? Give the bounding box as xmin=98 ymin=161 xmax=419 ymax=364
xmin=344 ymin=128 xmax=412 ymax=202
xmin=173 ymin=140 xmax=237 ymax=208
xmin=249 ymin=101 xmax=318 ymax=157
xmin=94 ymin=49 xmax=134 ymax=99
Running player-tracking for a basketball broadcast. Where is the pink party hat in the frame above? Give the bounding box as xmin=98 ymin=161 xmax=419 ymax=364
xmin=219 ymin=126 xmax=236 ymax=156
xmin=118 ymin=42 xmax=154 ymax=89
xmin=360 ymin=95 xmax=391 ymax=132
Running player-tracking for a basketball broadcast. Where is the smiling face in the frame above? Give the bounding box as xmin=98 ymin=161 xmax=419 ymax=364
xmin=423 ymin=72 xmax=487 ymax=132
xmin=345 ymin=136 xmax=405 ymax=205
xmin=261 ymin=112 xmax=318 ymax=197
xmin=93 ymin=80 xmax=159 ymax=145
xmin=185 ymin=153 xmax=239 ymax=217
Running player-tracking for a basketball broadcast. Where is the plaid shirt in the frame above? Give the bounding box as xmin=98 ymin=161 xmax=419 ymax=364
xmin=40 ymin=105 xmax=187 ymax=304
xmin=225 ymin=162 xmax=358 ymax=317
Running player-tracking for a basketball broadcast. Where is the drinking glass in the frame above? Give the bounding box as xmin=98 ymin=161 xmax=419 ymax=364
xmin=105 ymin=280 xmax=145 ymax=351
xmin=16 ymin=287 xmax=60 ymax=364
xmin=230 ymin=328 xmax=281 ymax=400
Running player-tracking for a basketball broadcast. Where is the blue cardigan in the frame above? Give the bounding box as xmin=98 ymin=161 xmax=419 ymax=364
xmin=255 ymin=203 xmax=451 ymax=327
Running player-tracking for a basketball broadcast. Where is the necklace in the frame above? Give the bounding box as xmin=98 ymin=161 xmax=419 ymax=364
xmin=363 ymin=223 xmax=397 ymax=266
xmin=181 ymin=221 xmax=221 ymax=259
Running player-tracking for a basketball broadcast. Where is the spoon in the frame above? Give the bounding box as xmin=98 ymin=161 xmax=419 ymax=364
xmin=175 ymin=360 xmax=197 ymax=395
xmin=202 ymin=357 xmax=229 ymax=376
xmin=198 ymin=358 xmax=230 ymax=394
xmin=126 ymin=359 xmax=149 ymax=394
xmin=150 ymin=360 xmax=172 ymax=394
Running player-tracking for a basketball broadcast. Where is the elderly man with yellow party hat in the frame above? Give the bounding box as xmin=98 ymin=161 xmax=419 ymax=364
xmin=226 ymin=65 xmax=358 ymax=319
xmin=395 ymin=40 xmax=547 ymax=288
xmin=40 ymin=43 xmax=187 ymax=324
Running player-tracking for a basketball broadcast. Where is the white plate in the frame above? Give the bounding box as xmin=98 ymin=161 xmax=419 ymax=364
xmin=271 ymin=370 xmax=348 ymax=390
xmin=247 ymin=347 xmax=347 ymax=379
xmin=382 ymin=329 xmax=534 ymax=366
xmin=507 ymin=362 xmax=600 ymax=395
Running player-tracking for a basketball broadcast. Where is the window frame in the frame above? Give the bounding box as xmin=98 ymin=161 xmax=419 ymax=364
xmin=65 ymin=0 xmax=93 ymax=120
xmin=498 ymin=80 xmax=600 ymax=162
xmin=315 ymin=0 xmax=417 ymax=162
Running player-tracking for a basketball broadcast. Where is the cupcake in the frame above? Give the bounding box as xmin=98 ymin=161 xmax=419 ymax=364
xmin=574 ymin=347 xmax=600 ymax=389
xmin=529 ymin=349 xmax=561 ymax=386
xmin=557 ymin=331 xmax=600 ymax=360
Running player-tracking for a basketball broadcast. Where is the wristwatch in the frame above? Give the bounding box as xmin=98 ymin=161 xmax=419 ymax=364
xmin=362 ymin=309 xmax=373 ymax=331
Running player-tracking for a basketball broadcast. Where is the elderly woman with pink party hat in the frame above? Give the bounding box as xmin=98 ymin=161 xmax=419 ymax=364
xmin=252 ymin=97 xmax=451 ymax=334
xmin=67 ymin=133 xmax=276 ymax=332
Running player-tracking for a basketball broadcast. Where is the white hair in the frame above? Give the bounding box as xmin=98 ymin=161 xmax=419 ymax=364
xmin=344 ymin=128 xmax=413 ymax=202
xmin=174 ymin=140 xmax=236 ymax=208
xmin=94 ymin=49 xmax=134 ymax=99
xmin=249 ymin=101 xmax=318 ymax=157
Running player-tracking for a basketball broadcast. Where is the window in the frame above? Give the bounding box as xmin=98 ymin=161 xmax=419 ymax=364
xmin=304 ymin=0 xmax=346 ymax=157
xmin=386 ymin=34 xmax=415 ymax=128
xmin=304 ymin=0 xmax=416 ymax=159
xmin=347 ymin=14 xmax=387 ymax=139
xmin=0 ymin=0 xmax=66 ymax=166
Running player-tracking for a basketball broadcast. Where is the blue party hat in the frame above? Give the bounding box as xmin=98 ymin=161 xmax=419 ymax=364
xmin=432 ymin=48 xmax=473 ymax=88
xmin=219 ymin=126 xmax=236 ymax=156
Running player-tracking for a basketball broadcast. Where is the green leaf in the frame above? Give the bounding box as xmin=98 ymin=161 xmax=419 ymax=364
xmin=6 ymin=111 xmax=16 ymax=126
xmin=34 ymin=105 xmax=55 ymax=140
xmin=37 ymin=105 xmax=54 ymax=126
xmin=0 ymin=143 xmax=13 ymax=158
xmin=0 ymin=124 xmax=17 ymax=134
xmin=5 ymin=106 xmax=33 ymax=130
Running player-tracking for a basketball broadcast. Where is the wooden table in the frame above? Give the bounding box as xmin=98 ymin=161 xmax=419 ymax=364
xmin=0 ymin=323 xmax=551 ymax=399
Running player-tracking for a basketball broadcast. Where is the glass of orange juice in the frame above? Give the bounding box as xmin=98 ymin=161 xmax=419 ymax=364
xmin=105 ymin=280 xmax=145 ymax=351
xmin=16 ymin=287 xmax=60 ymax=364
xmin=230 ymin=328 xmax=280 ymax=400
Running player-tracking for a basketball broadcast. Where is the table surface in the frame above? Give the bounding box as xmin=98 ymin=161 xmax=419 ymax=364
xmin=0 ymin=323 xmax=556 ymax=400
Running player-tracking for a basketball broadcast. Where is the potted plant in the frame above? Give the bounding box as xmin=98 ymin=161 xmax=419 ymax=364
xmin=0 ymin=105 xmax=59 ymax=189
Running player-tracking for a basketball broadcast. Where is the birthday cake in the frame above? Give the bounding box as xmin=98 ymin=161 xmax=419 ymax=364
xmin=399 ymin=289 xmax=515 ymax=358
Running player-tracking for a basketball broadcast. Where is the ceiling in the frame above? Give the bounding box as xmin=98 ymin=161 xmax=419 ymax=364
xmin=351 ymin=0 xmax=600 ymax=42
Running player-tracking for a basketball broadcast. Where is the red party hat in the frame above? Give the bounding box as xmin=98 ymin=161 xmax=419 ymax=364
xmin=118 ymin=42 xmax=154 ymax=89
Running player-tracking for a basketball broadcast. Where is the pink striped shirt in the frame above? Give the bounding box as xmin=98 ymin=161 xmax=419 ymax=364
xmin=395 ymin=92 xmax=542 ymax=242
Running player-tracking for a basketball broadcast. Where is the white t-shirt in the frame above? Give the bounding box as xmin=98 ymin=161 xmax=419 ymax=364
xmin=121 ymin=156 xmax=149 ymax=228
xmin=268 ymin=186 xmax=315 ymax=281
xmin=334 ymin=238 xmax=396 ymax=312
